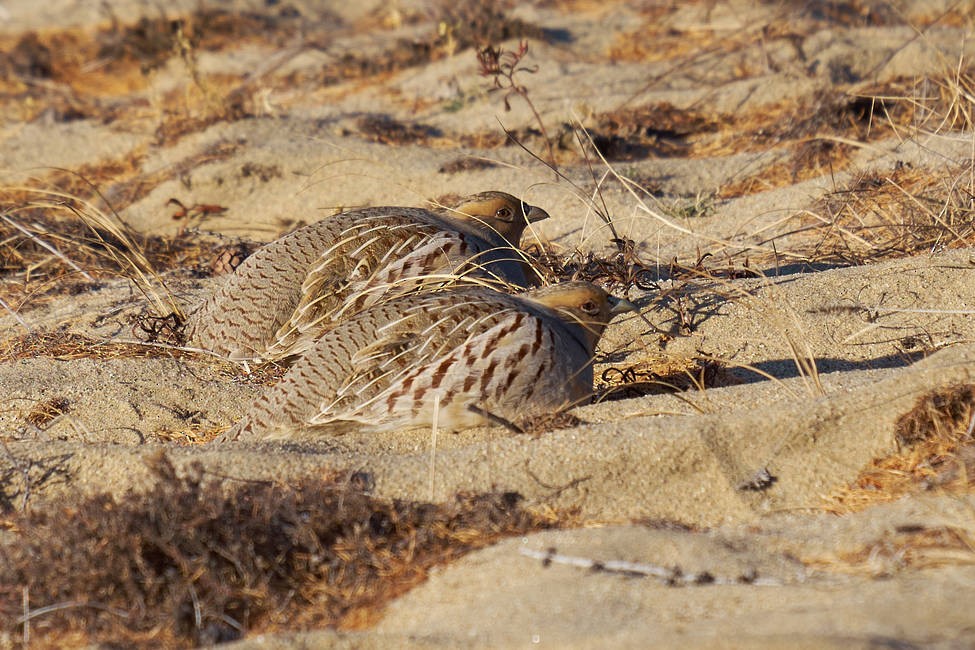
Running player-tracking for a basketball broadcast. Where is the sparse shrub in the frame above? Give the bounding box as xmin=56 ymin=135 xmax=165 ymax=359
xmin=0 ymin=458 xmax=554 ymax=647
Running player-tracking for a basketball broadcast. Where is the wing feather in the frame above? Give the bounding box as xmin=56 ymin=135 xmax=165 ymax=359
xmin=308 ymin=302 xmax=537 ymax=427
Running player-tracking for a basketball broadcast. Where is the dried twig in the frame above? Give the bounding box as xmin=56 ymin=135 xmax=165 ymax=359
xmin=477 ymin=40 xmax=555 ymax=168
xmin=519 ymin=547 xmax=788 ymax=586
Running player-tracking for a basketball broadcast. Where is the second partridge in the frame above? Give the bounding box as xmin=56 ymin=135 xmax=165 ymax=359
xmin=217 ymin=281 xmax=634 ymax=442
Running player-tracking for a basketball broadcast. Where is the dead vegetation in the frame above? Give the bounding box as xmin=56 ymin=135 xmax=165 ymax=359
xmin=775 ymin=162 xmax=975 ymax=266
xmin=472 ymin=90 xmax=881 ymax=188
xmin=596 ymin=357 xmax=731 ymax=401
xmin=0 ymin=8 xmax=310 ymax=128
xmin=609 ymin=0 xmax=969 ymax=67
xmin=23 ymin=396 xmax=71 ymax=430
xmin=521 ymin=237 xmax=739 ymax=400
xmin=438 ymin=156 xmax=499 ymax=174
xmin=353 ymin=114 xmax=442 ymax=146
xmin=476 ymin=60 xmax=973 ymax=205
xmin=587 ymin=103 xmax=719 ymax=160
xmin=868 ymin=524 xmax=974 ymax=571
xmin=0 ymin=137 xmax=236 ymax=218
xmin=0 ymin=457 xmax=558 ymax=647
xmin=1 ymin=0 xmax=969 ymax=171
xmin=487 ymin=57 xmax=975 ymax=197
xmin=0 ymin=331 xmax=290 ymax=391
xmin=325 ymin=0 xmax=547 ymax=84
xmin=524 ymin=239 xmax=659 ymax=294
xmin=435 ymin=0 xmax=547 ymax=53
xmin=478 ymin=40 xmax=555 ymax=167
xmin=0 ymin=177 xmax=254 ymax=316
xmin=806 ymin=523 xmax=975 ymax=577
xmin=827 ymin=383 xmax=975 ymax=514
xmin=0 ymin=2 xmax=550 ymax=148
xmin=720 ymin=63 xmax=975 ymax=195
xmin=0 ymin=331 xmax=201 ymax=363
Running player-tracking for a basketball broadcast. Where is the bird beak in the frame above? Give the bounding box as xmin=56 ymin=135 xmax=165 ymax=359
xmin=608 ymin=295 xmax=638 ymax=315
xmin=523 ymin=204 xmax=550 ymax=224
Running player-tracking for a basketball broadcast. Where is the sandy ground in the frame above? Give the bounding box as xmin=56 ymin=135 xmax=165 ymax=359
xmin=3 ymin=0 xmax=975 ymax=647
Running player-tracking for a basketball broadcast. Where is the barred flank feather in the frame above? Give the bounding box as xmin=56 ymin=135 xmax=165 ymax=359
xmin=218 ymin=282 xmax=634 ymax=442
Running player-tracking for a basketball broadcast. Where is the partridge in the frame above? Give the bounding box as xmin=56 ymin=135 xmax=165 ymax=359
xmin=184 ymin=192 xmax=549 ymax=363
xmin=217 ymin=281 xmax=635 ymax=442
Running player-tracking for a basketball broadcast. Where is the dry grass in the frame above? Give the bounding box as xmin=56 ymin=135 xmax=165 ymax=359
xmin=0 ymin=456 xmax=559 ymax=647
xmin=0 ymin=3 xmax=551 ymax=148
xmin=527 ymin=49 xmax=975 ymax=186
xmin=0 ymin=331 xmax=202 ymax=363
xmin=779 ymin=162 xmax=975 ymax=266
xmin=607 ymin=23 xmax=719 ymax=65
xmin=588 ymin=102 xmax=718 ymax=159
xmin=605 ymin=2 xmax=800 ymax=68
xmin=2 ymin=1 xmax=970 ymax=196
xmin=0 ymin=141 xmax=238 ymax=218
xmin=0 ymin=331 xmax=288 ymax=389
xmin=155 ymin=424 xmax=230 ymax=446
xmin=520 ymin=237 xmax=738 ymax=401
xmin=806 ymin=522 xmax=975 ymax=577
xmin=0 ymin=9 xmax=307 ymax=129
xmin=0 ymin=175 xmax=253 ymax=316
xmin=355 ymin=113 xmax=442 ymax=146
xmin=522 ymin=233 xmax=668 ymax=295
xmin=588 ymin=92 xmax=878 ymax=171
xmin=855 ymin=68 xmax=975 ymax=136
xmin=718 ymin=61 xmax=975 ymax=197
xmin=471 ymin=91 xmax=872 ymax=188
xmin=717 ymin=141 xmax=855 ymax=198
xmin=827 ymin=384 xmax=975 ymax=514
xmin=22 ymin=396 xmax=71 ymax=429
xmin=558 ymin=57 xmax=975 ymax=199
xmin=607 ymin=0 xmax=968 ymax=67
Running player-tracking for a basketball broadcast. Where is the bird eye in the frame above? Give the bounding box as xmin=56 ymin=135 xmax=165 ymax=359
xmin=581 ymin=300 xmax=599 ymax=314
xmin=495 ymin=206 xmax=513 ymax=221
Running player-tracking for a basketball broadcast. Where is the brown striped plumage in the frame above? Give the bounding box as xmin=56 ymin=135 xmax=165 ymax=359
xmin=216 ymin=282 xmax=634 ymax=442
xmin=184 ymin=192 xmax=549 ymax=363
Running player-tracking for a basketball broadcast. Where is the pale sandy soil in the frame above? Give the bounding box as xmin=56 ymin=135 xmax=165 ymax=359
xmin=2 ymin=0 xmax=975 ymax=647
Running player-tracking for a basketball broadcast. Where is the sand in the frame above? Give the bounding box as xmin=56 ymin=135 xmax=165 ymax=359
xmin=2 ymin=0 xmax=975 ymax=647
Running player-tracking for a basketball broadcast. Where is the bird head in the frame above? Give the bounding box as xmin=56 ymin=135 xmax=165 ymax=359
xmin=525 ymin=281 xmax=636 ymax=351
xmin=448 ymin=191 xmax=550 ymax=244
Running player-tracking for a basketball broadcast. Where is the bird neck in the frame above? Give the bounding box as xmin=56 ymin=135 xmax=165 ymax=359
xmin=560 ymin=314 xmax=603 ymax=356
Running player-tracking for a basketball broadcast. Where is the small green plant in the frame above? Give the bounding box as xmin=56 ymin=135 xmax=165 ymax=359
xmin=442 ymin=96 xmax=467 ymax=112
xmin=664 ymin=191 xmax=716 ymax=220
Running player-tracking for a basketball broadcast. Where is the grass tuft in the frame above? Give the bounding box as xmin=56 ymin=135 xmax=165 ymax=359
xmin=0 ymin=459 xmax=558 ymax=646
xmin=790 ymin=162 xmax=975 ymax=266
xmin=827 ymin=383 xmax=975 ymax=514
xmin=0 ymin=177 xmax=254 ymax=317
